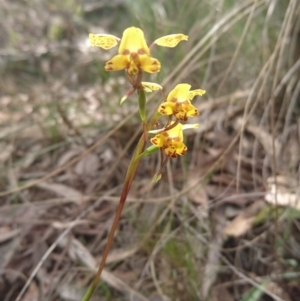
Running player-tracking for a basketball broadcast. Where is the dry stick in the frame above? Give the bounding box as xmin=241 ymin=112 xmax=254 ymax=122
xmin=216 ymin=0 xmax=259 ymax=96
xmin=237 ymin=54 xmax=274 ymax=192
xmin=236 ymin=0 xmax=295 ymax=192
xmin=56 ymin=103 xmax=88 ymax=147
xmin=221 ymin=255 xmax=285 ymax=301
xmin=168 ymin=0 xmax=267 ymax=85
xmin=269 ymin=0 xmax=298 ymax=282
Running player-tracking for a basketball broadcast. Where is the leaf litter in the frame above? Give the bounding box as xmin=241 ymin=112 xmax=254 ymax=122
xmin=0 ymin=1 xmax=300 ymax=301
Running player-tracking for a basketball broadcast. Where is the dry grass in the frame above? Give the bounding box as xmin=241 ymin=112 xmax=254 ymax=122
xmin=0 ymin=0 xmax=300 ymax=300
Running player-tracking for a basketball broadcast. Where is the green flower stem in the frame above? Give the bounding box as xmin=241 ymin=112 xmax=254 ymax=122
xmin=81 ymin=95 xmax=159 ymax=301
xmin=138 ymin=88 xmax=146 ymax=123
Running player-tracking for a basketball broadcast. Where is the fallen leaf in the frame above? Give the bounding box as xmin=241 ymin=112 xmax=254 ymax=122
xmin=186 ymin=172 xmax=208 ymax=207
xmin=20 ymin=282 xmax=39 ymax=301
xmin=74 ymin=153 xmax=99 ymax=176
xmin=59 ymin=284 xmax=85 ymax=301
xmin=265 ymin=184 xmax=300 ymax=210
xmin=265 ymin=176 xmax=300 ymax=209
xmin=224 ymin=214 xmax=254 ymax=237
xmin=57 ymin=149 xmax=80 ymax=167
xmin=59 ymin=237 xmax=149 ymax=301
xmin=265 ymin=282 xmax=291 ymax=301
xmin=234 ymin=118 xmax=282 ymax=158
xmin=224 ymin=201 xmax=265 ymax=236
xmin=0 ymin=143 xmax=14 ymax=163
xmin=37 ymin=182 xmax=86 ymax=203
xmin=0 ymin=227 xmax=20 ymax=243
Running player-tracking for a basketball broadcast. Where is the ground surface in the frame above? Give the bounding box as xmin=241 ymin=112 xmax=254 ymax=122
xmin=0 ymin=1 xmax=300 ymax=301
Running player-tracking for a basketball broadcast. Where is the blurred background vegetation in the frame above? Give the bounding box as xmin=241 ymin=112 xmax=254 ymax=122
xmin=0 ymin=0 xmax=299 ymax=300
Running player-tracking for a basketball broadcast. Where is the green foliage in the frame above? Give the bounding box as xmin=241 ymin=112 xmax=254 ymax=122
xmin=241 ymin=283 xmax=267 ymax=301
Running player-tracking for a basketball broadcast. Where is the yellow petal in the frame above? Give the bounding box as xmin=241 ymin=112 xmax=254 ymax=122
xmin=150 ymin=122 xmax=189 ymax=158
xmin=186 ymin=104 xmax=199 ymax=117
xmin=188 ymin=89 xmax=206 ymax=100
xmin=167 ymin=83 xmax=191 ymax=102
xmin=164 ymin=146 xmax=177 ymax=158
xmin=119 ymin=27 xmax=150 ymax=56
xmin=158 ymin=102 xmax=175 ymax=115
xmin=150 ymin=135 xmax=164 ymax=147
xmin=175 ymin=111 xmax=188 ymax=121
xmin=89 ymin=33 xmax=120 ymax=49
xmin=175 ymin=142 xmax=187 ymax=156
xmin=166 ymin=123 xmax=184 ymax=141
xmin=141 ymin=82 xmax=163 ymax=92
xmin=139 ymin=55 xmax=161 ymax=73
xmin=154 ymin=34 xmax=188 ymax=47
xmin=165 ymin=141 xmax=187 ymax=157
xmin=105 ymin=55 xmax=128 ymax=71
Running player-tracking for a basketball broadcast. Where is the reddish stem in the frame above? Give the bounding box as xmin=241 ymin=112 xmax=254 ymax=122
xmin=86 ymin=133 xmax=146 ymax=298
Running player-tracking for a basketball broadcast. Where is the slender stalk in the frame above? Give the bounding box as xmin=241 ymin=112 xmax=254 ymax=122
xmin=81 ymin=133 xmax=146 ymax=301
xmin=81 ymin=89 xmax=159 ymax=301
xmin=81 ymin=199 xmax=125 ymax=301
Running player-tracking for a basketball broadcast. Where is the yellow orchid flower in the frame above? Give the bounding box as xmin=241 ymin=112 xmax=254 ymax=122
xmin=158 ymin=84 xmax=206 ymax=121
xmin=89 ymin=27 xmax=188 ymax=76
xmin=90 ymin=27 xmax=159 ymax=76
xmin=150 ymin=122 xmax=198 ymax=158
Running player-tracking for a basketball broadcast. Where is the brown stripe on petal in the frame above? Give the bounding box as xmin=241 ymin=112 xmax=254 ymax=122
xmin=170 ymin=98 xmax=178 ymax=103
xmin=122 ymin=49 xmax=130 ymax=55
xmin=137 ymin=49 xmax=147 ymax=55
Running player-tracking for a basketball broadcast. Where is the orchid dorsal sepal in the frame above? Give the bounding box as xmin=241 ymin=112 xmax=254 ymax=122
xmin=141 ymin=82 xmax=163 ymax=93
xmin=89 ymin=33 xmax=120 ymax=49
xmin=153 ymin=34 xmax=188 ymax=47
xmin=138 ymin=145 xmax=160 ymax=159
